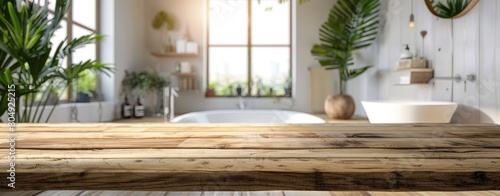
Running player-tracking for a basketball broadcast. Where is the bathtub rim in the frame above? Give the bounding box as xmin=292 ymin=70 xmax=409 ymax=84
xmin=171 ymin=109 xmax=327 ymax=124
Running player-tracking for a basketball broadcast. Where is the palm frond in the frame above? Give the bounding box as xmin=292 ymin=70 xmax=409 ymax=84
xmin=56 ymin=34 xmax=103 ymax=60
xmin=58 ymin=60 xmax=112 ymax=82
xmin=310 ymin=0 xmax=379 ymax=94
xmin=0 ymin=50 xmax=15 ymax=70
xmin=346 ymin=66 xmax=372 ymax=80
xmin=432 ymin=0 xmax=471 ymax=18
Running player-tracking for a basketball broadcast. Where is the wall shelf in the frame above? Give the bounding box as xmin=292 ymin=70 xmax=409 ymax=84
xmin=179 ymin=90 xmax=201 ymax=93
xmin=150 ymin=52 xmax=197 ymax=58
xmin=394 ymin=68 xmax=434 ymax=85
xmin=394 ymin=83 xmax=430 ymax=86
xmin=394 ymin=68 xmax=434 ymax=72
xmin=171 ymin=72 xmax=197 ymax=91
xmin=171 ymin=72 xmax=197 ymax=77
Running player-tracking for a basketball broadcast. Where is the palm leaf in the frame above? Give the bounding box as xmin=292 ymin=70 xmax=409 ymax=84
xmin=432 ymin=0 xmax=471 ymax=18
xmin=58 ymin=60 xmax=112 ymax=82
xmin=0 ymin=50 xmax=14 ymax=70
xmin=57 ymin=34 xmax=103 ymax=60
xmin=3 ymin=67 xmax=13 ymax=84
xmin=346 ymin=66 xmax=372 ymax=80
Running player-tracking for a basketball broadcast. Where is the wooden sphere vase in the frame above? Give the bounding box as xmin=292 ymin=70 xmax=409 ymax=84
xmin=324 ymin=94 xmax=355 ymax=119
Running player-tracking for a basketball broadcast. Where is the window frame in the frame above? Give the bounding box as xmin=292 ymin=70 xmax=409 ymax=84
xmin=206 ymin=0 xmax=293 ymax=98
xmin=49 ymin=0 xmax=100 ymax=101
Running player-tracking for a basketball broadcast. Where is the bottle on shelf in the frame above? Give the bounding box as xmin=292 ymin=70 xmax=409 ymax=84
xmin=122 ymin=95 xmax=133 ymax=119
xmin=167 ymin=37 xmax=174 ymax=52
xmin=134 ymin=97 xmax=145 ymax=118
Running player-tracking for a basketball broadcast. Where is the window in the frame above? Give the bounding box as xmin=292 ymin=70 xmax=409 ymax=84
xmin=207 ymin=0 xmax=292 ymax=97
xmin=48 ymin=0 xmax=99 ymax=101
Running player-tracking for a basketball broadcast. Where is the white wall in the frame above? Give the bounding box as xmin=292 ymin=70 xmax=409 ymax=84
xmin=377 ymin=0 xmax=500 ymax=123
xmin=477 ymin=0 xmax=500 ymax=124
xmin=100 ymin=0 xmax=145 ymax=119
xmin=99 ymin=0 xmax=115 ymax=103
xmin=142 ymin=0 xmax=335 ymax=114
xmin=0 ymin=102 xmax=115 ymax=123
xmin=295 ymin=0 xmax=337 ymax=113
xmin=22 ymin=102 xmax=115 ymax=123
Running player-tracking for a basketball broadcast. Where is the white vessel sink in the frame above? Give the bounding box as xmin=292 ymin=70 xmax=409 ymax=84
xmin=361 ymin=101 xmax=458 ymax=124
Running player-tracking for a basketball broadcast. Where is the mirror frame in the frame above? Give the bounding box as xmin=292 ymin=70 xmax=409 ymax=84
xmin=424 ymin=0 xmax=480 ymax=19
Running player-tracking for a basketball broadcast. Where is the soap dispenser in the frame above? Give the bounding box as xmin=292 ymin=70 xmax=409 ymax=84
xmin=400 ymin=44 xmax=414 ymax=60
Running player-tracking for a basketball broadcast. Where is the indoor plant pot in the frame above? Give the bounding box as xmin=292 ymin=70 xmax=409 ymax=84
xmin=76 ymin=92 xmax=92 ymax=103
xmin=311 ymin=0 xmax=380 ymax=119
xmin=325 ymin=94 xmax=355 ymax=119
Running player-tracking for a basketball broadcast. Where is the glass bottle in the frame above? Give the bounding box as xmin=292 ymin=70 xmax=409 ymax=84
xmin=122 ymin=96 xmax=132 ymax=119
xmin=134 ymin=97 xmax=145 ymax=118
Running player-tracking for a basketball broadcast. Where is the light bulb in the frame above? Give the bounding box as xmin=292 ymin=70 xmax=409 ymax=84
xmin=409 ymin=14 xmax=415 ymax=28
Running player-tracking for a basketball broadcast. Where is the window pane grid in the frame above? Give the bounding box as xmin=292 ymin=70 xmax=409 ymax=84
xmin=72 ymin=22 xmax=96 ymax=33
xmin=47 ymin=0 xmax=98 ymax=101
xmin=207 ymin=0 xmax=292 ymax=97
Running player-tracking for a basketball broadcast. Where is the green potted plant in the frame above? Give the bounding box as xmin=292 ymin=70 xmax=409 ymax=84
xmin=0 ymin=0 xmax=112 ymax=122
xmin=122 ymin=70 xmax=168 ymax=92
xmin=311 ymin=0 xmax=380 ymax=119
xmin=122 ymin=70 xmax=169 ymax=116
xmin=206 ymin=82 xmax=217 ymax=97
xmin=152 ymin=11 xmax=176 ymax=52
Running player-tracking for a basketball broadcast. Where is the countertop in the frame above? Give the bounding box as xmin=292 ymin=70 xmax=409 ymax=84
xmin=1 ymin=123 xmax=499 ymax=191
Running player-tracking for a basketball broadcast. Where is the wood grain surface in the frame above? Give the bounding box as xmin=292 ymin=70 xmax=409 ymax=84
xmin=0 ymin=123 xmax=499 ymax=191
xmin=3 ymin=191 xmax=500 ymax=196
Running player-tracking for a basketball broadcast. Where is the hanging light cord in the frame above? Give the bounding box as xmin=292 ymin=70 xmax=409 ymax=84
xmin=411 ymin=0 xmax=413 ymax=14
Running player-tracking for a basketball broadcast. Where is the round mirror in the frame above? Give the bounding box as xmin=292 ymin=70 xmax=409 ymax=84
xmin=424 ymin=0 xmax=480 ymax=19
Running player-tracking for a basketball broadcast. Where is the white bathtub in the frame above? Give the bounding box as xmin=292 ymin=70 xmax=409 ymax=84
xmin=362 ymin=101 xmax=458 ymax=124
xmin=172 ymin=110 xmax=326 ymax=124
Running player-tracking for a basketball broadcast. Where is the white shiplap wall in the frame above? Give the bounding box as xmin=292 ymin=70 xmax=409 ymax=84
xmin=477 ymin=0 xmax=500 ymax=123
xmin=377 ymin=0 xmax=500 ymax=124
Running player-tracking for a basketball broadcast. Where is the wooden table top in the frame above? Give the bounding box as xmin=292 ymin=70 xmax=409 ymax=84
xmin=1 ymin=123 xmax=499 ymax=192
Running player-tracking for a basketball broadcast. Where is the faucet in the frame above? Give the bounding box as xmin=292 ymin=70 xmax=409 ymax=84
xmin=164 ymin=86 xmax=179 ymax=122
xmin=237 ymin=96 xmax=247 ymax=110
xmin=429 ymin=74 xmax=476 ymax=85
xmin=235 ymin=83 xmax=248 ymax=109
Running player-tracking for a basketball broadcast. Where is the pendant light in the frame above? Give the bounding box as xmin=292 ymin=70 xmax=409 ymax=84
xmin=409 ymin=0 xmax=415 ymax=28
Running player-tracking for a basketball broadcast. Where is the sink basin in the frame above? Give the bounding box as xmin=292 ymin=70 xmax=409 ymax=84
xmin=361 ymin=101 xmax=458 ymax=124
